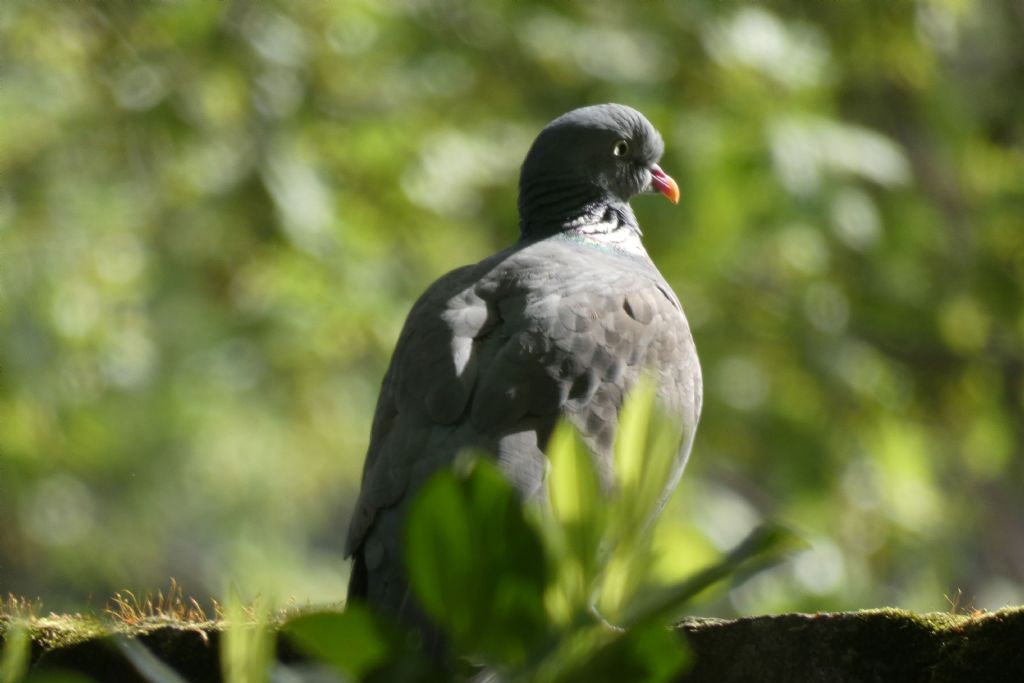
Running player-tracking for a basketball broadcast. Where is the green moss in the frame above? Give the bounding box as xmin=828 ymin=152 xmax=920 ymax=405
xmin=677 ymin=608 xmax=1024 ymax=683
xmin=851 ymin=607 xmax=966 ymax=632
xmin=931 ymin=607 xmax=1024 ymax=683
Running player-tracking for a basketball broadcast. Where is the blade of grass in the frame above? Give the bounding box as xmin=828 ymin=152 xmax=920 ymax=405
xmin=1 ymin=621 xmax=29 ymax=683
xmin=115 ymin=637 xmax=189 ymax=683
xmin=220 ymin=593 xmax=274 ymax=683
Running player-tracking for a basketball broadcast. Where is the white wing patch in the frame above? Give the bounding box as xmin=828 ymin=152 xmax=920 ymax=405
xmin=451 ymin=335 xmax=474 ymax=378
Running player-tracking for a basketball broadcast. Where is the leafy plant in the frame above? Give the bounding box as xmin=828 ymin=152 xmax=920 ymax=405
xmin=405 ymin=455 xmax=550 ymax=667
xmin=286 ymin=382 xmax=797 ymax=681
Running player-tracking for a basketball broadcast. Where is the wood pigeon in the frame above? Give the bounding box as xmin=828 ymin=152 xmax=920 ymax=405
xmin=345 ymin=103 xmax=703 ymax=629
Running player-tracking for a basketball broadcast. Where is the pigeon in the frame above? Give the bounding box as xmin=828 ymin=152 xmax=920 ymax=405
xmin=345 ymin=103 xmax=703 ymax=630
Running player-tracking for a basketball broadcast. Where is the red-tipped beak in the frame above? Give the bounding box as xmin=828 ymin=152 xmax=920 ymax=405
xmin=650 ymin=164 xmax=680 ymax=204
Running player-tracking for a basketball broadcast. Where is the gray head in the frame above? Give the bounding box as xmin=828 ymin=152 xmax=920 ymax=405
xmin=518 ymin=103 xmax=678 ymax=238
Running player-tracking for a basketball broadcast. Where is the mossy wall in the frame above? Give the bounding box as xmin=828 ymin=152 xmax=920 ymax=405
xmin=4 ymin=608 xmax=1023 ymax=683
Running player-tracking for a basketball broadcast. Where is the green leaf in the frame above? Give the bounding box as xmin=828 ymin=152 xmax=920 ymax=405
xmin=613 ymin=377 xmax=654 ymax=495
xmin=545 ymin=420 xmax=607 ymax=616
xmin=548 ymin=421 xmax=602 ymax=528
xmin=284 ymin=607 xmax=392 ymax=680
xmin=405 ymin=457 xmax=550 ymax=665
xmin=552 ymin=622 xmax=690 ymax=683
xmin=405 ymin=471 xmax=476 ymax=637
xmin=611 ymin=377 xmax=684 ymax=535
xmin=619 ymin=523 xmax=803 ymax=628
xmin=599 ymin=378 xmax=685 ymax=619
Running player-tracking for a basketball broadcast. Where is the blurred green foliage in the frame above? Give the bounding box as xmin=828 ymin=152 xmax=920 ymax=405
xmin=1 ymin=0 xmax=1022 ymax=619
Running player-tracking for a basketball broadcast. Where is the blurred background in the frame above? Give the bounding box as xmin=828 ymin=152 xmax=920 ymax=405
xmin=1 ymin=0 xmax=1022 ymax=617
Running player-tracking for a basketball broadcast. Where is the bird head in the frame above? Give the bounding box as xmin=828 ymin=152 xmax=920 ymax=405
xmin=518 ymin=104 xmax=679 ymax=237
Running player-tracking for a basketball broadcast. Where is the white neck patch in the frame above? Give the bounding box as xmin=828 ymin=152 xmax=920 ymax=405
xmin=570 ymin=214 xmax=649 ymax=258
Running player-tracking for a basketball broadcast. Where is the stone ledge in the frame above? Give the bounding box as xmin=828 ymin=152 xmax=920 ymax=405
xmin=4 ymin=607 xmax=1023 ymax=682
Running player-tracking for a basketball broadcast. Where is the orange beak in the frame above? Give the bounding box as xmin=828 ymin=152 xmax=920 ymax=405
xmin=650 ymin=164 xmax=680 ymax=204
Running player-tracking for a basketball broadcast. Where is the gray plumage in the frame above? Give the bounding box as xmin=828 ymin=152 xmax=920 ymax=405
xmin=345 ymin=104 xmax=702 ymax=628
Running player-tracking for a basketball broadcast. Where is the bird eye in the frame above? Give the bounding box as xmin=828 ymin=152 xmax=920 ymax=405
xmin=612 ymin=140 xmax=630 ymax=157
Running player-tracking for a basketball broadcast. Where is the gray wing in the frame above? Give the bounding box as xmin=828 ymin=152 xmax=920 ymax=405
xmin=345 ymin=239 xmax=702 ymax=619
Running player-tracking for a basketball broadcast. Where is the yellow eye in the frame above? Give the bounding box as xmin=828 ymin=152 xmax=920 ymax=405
xmin=612 ymin=139 xmax=630 ymax=157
